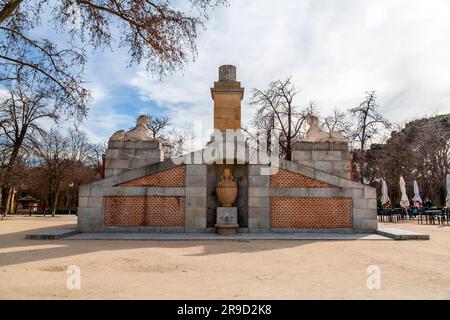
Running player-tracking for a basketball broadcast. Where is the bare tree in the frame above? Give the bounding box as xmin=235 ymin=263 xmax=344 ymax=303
xmin=242 ymin=112 xmax=275 ymax=155
xmin=410 ymin=116 xmax=450 ymax=205
xmin=0 ymin=20 xmax=89 ymax=115
xmin=19 ymin=127 xmax=100 ymax=215
xmin=85 ymin=141 xmax=107 ymax=177
xmin=66 ymin=127 xmax=107 ymax=176
xmin=1 ymin=1 xmax=227 ymax=213
xmin=0 ymin=157 xmax=25 ymax=217
xmin=0 ymin=83 xmax=58 ymax=176
xmin=146 ymin=115 xmax=171 ymax=139
xmin=349 ymin=91 xmax=390 ymax=183
xmin=0 ymin=82 xmax=66 ymax=214
xmin=249 ymin=78 xmax=315 ymax=160
xmin=0 ymin=90 xmax=104 ymax=216
xmin=160 ymin=129 xmax=188 ymax=157
xmin=361 ymin=114 xmax=450 ymax=206
xmin=145 ymin=114 xmax=188 ymax=157
xmin=349 ymin=91 xmax=390 ymax=151
xmin=322 ymin=108 xmax=352 ymax=139
xmin=31 ymin=129 xmax=71 ymax=216
xmin=0 ymin=0 xmax=228 ymax=83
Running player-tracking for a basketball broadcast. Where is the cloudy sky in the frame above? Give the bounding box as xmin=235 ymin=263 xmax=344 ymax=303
xmin=71 ymin=0 xmax=450 ymax=145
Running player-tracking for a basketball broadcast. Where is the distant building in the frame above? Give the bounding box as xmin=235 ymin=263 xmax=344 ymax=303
xmin=16 ymin=195 xmax=39 ymax=215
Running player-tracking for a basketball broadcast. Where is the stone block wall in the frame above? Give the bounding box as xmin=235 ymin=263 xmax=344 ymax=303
xmin=78 ymin=143 xmax=377 ymax=233
xmin=185 ymin=165 xmax=208 ymax=233
xmin=78 ymin=161 xmax=186 ymax=232
xmin=248 ymin=165 xmax=271 ymax=232
xmin=292 ymin=142 xmax=353 ymax=180
xmin=78 ymin=176 xmax=116 ymax=232
xmin=104 ymin=140 xmax=164 ymax=177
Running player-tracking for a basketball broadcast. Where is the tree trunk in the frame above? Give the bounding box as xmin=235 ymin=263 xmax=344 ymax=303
xmin=266 ymin=128 xmax=271 ymax=156
xmin=0 ymin=129 xmax=27 ymax=193
xmin=51 ymin=184 xmax=60 ymax=217
xmin=4 ymin=185 xmax=13 ymax=216
xmin=0 ymin=0 xmax=23 ymax=24
xmin=286 ymin=106 xmax=292 ymax=161
xmin=0 ymin=187 xmax=3 ymax=217
xmin=13 ymin=186 xmax=20 ymax=214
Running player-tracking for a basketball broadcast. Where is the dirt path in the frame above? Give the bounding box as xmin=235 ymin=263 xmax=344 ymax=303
xmin=0 ymin=216 xmax=449 ymax=299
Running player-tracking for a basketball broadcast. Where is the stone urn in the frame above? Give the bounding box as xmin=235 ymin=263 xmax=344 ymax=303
xmin=216 ymin=167 xmax=238 ymax=207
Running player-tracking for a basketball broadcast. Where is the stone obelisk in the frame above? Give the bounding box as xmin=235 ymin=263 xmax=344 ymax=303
xmin=211 ymin=65 xmax=243 ymax=235
xmin=211 ymin=65 xmax=244 ymax=131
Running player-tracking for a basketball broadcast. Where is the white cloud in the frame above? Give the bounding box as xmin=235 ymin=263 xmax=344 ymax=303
xmin=74 ymin=0 xmax=450 ymax=144
xmin=89 ymin=84 xmax=108 ymax=104
xmin=127 ymin=0 xmax=450 ymax=140
xmin=81 ymin=108 xmax=136 ymax=144
xmin=365 ymin=5 xmax=388 ymax=29
xmin=0 ymin=87 xmax=8 ymax=98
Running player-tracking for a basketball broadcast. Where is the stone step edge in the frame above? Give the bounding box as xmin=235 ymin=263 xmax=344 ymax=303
xmin=25 ymin=228 xmax=79 ymax=240
xmin=376 ymin=228 xmax=430 ymax=240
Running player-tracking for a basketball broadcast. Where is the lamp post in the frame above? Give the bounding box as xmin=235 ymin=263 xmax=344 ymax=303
xmin=68 ymin=182 xmax=74 ymax=215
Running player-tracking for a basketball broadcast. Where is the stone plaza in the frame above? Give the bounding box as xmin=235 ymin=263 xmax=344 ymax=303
xmin=77 ymin=65 xmax=378 ymax=234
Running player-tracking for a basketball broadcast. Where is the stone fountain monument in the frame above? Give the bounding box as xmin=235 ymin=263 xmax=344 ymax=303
xmin=77 ymin=64 xmax=378 ymax=235
xmin=215 ymin=167 xmax=239 ymax=234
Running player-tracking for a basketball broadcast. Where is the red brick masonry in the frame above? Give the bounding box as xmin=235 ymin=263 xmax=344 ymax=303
xmin=104 ymin=196 xmax=185 ymax=227
xmin=119 ymin=165 xmax=185 ymax=187
xmin=271 ymin=169 xmax=336 ymax=188
xmin=271 ymin=197 xmax=352 ymax=229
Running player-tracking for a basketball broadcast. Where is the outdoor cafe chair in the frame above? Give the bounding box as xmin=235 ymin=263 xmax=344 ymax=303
xmin=439 ymin=208 xmax=449 ymax=225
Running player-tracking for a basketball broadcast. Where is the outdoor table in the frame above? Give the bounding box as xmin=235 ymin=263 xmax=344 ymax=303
xmin=393 ymin=208 xmax=405 ymax=222
xmin=379 ymin=208 xmax=396 ymax=222
xmin=423 ymin=209 xmax=444 ymax=224
xmin=377 ymin=208 xmax=404 ymax=223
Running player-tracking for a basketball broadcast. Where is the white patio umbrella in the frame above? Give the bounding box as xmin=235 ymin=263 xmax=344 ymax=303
xmin=399 ymin=176 xmax=410 ymax=208
xmin=412 ymin=180 xmax=422 ymax=207
xmin=446 ymin=174 xmax=450 ymax=208
xmin=381 ymin=179 xmax=391 ymax=207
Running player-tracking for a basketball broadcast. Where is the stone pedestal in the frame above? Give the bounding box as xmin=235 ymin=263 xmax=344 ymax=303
xmin=292 ymin=141 xmax=353 ymax=180
xmin=211 ymin=65 xmax=244 ymax=132
xmin=104 ymin=140 xmax=164 ymax=178
xmin=215 ymin=207 xmax=239 ymax=235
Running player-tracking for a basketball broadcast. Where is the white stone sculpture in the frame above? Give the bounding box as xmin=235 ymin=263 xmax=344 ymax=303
xmin=109 ymin=115 xmax=154 ymax=141
xmin=302 ymin=115 xmax=347 ymax=143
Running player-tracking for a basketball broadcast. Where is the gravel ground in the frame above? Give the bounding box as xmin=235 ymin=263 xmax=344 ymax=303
xmin=0 ymin=216 xmax=449 ymax=299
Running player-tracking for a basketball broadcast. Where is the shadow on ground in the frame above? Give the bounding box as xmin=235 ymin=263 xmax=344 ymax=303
xmin=0 ymin=220 xmax=323 ymax=267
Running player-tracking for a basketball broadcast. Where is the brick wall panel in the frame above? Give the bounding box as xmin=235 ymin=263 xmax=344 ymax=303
xmin=119 ymin=165 xmax=185 ymax=187
xmin=104 ymin=196 xmax=184 ymax=227
xmin=271 ymin=197 xmax=352 ymax=229
xmin=271 ymin=169 xmax=335 ymax=188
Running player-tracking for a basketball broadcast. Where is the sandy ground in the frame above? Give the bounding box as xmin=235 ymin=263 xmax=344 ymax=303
xmin=0 ymin=216 xmax=449 ymax=300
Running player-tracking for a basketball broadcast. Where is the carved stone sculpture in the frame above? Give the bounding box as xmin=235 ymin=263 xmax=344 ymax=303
xmin=216 ymin=167 xmax=238 ymax=207
xmin=302 ymin=115 xmax=347 ymax=143
xmin=109 ymin=115 xmax=154 ymax=141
